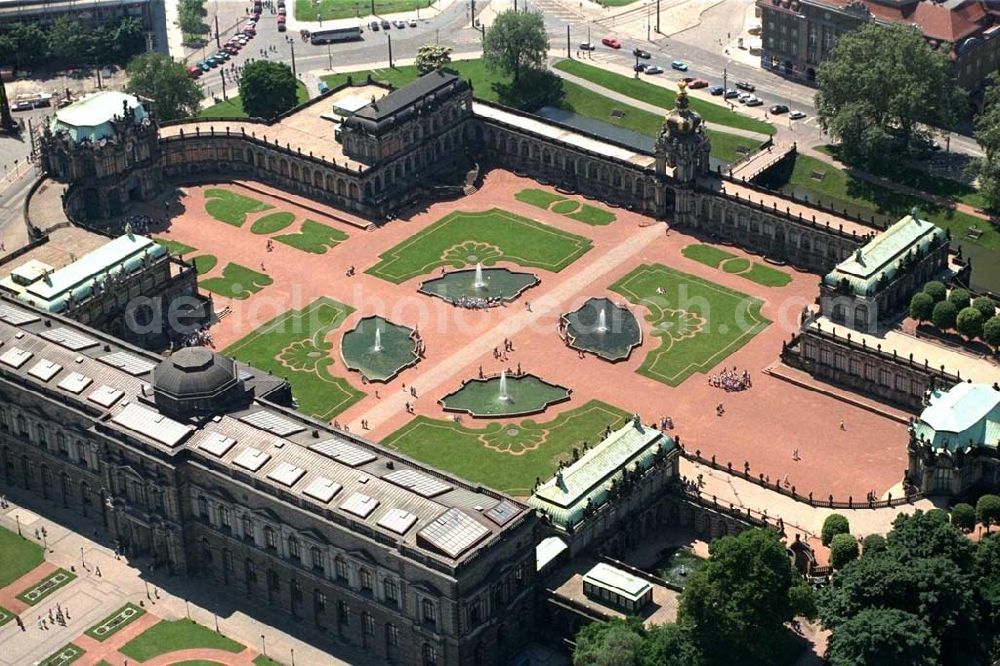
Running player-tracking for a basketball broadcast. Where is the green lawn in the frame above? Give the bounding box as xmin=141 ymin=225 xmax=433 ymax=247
xmin=16 ymin=568 xmax=75 ymax=605
xmin=367 ymin=209 xmax=593 ymax=283
xmin=199 ymin=81 xmax=309 ymax=119
xmin=39 ymin=643 xmax=84 ymax=666
xmin=223 ymin=297 xmax=364 ymax=419
xmin=203 ymin=188 xmax=273 ymax=227
xmin=514 ymin=188 xmax=617 ymax=225
xmin=172 ymin=661 xmax=226 ymax=666
xmin=85 ymin=603 xmax=146 ymax=641
xmin=681 ymin=244 xmax=792 ymax=288
xmin=0 ymin=526 xmax=44 ymax=587
xmin=321 ymin=62 xmax=759 ymax=163
xmin=0 ymin=605 xmax=13 ymax=627
xmin=816 ymin=144 xmax=987 ymax=210
xmin=295 ymin=0 xmax=431 ymax=20
xmin=611 ymin=264 xmax=770 ymax=386
xmin=193 ymin=255 xmax=218 ymax=274
xmin=253 ymin=656 xmax=285 ymax=666
xmin=759 ymin=153 xmax=998 ymax=251
xmin=381 ymin=400 xmax=629 ymax=494
xmin=275 ymin=219 xmax=349 ymax=254
xmin=199 ymin=263 xmax=273 ymax=299
xmin=553 ymin=59 xmax=776 ymax=136
xmin=120 ymin=619 xmax=244 ymax=662
xmin=250 ymin=212 xmax=296 ymax=235
xmin=154 ymin=238 xmax=196 ymax=256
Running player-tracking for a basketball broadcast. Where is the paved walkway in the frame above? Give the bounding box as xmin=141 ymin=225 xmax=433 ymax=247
xmin=730 ymin=141 xmax=792 ymax=180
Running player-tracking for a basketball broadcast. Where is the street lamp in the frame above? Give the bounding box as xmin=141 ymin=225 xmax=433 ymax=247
xmin=15 ymin=513 xmax=20 ymax=536
xmin=261 ymin=634 xmax=267 ymax=656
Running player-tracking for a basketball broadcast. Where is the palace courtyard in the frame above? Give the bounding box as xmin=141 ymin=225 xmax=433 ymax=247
xmin=149 ymin=170 xmax=909 ymax=501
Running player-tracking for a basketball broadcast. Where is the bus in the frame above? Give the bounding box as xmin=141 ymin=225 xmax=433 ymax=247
xmin=310 ymin=26 xmax=363 ymax=45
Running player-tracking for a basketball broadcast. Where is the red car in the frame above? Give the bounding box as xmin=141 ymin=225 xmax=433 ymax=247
xmin=688 ymin=78 xmax=709 ymax=89
xmin=187 ymin=66 xmax=202 ymax=78
xmin=601 ymin=37 xmax=621 ymax=48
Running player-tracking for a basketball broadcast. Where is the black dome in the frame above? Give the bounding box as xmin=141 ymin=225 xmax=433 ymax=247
xmin=153 ymin=347 xmax=245 ymax=416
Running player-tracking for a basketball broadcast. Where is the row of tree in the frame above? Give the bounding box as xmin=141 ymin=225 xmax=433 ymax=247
xmin=575 ymin=510 xmax=1000 ymax=664
xmin=908 ymin=280 xmax=1000 ymax=346
xmin=0 ymin=16 xmax=146 ymax=72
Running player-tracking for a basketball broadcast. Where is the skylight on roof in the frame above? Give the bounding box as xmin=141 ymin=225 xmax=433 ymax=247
xmin=484 ymin=499 xmax=521 ymax=527
xmin=40 ymin=327 xmax=99 ymax=351
xmin=303 ymin=477 xmax=342 ymax=503
xmin=0 ymin=303 xmax=39 ymax=325
xmin=0 ymin=347 xmax=33 ymax=369
xmin=377 ymin=508 xmax=418 ymax=535
xmin=197 ymin=432 xmax=237 ymax=458
xmin=111 ymin=403 xmax=191 ymax=447
xmin=233 ymin=447 xmax=271 ymax=472
xmin=27 ymin=359 xmax=62 ymax=382
xmin=58 ymin=371 xmax=92 ymax=394
xmin=240 ymin=410 xmax=306 ymax=437
xmin=99 ymin=351 xmax=156 ymax=376
xmin=88 ymin=384 xmax=123 ymax=408
xmin=309 ymin=439 xmax=377 ymax=467
xmin=267 ymin=461 xmax=306 ymax=487
xmin=418 ymin=508 xmax=490 ymax=559
xmin=340 ymin=492 xmax=379 ymax=519
xmin=383 ymin=468 xmax=452 ymax=498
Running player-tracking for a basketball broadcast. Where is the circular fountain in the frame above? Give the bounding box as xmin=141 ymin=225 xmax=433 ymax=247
xmin=562 ymin=297 xmax=642 ymax=362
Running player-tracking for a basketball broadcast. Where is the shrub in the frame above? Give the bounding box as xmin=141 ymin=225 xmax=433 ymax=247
xmin=909 ymin=292 xmax=934 ymax=322
xmin=984 ymin=316 xmax=1000 ymax=349
xmin=956 ymin=307 xmax=984 ymax=340
xmin=829 ymin=533 xmax=859 ymax=569
xmin=948 ymin=287 xmax=971 ymax=310
xmin=977 ymin=495 xmax=1000 ymax=531
xmin=923 ymin=281 xmax=947 ymax=302
xmin=931 ymin=300 xmax=957 ymax=330
xmin=861 ymin=534 xmax=887 ymax=555
xmin=972 ymin=296 xmax=996 ymax=321
xmin=951 ymin=503 xmax=976 ymax=531
xmin=822 ymin=514 xmax=851 ymax=546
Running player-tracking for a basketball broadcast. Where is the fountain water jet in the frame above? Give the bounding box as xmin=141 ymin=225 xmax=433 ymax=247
xmin=596 ymin=307 xmax=608 ymax=334
xmin=373 ymin=326 xmax=382 ymax=353
xmin=498 ymin=370 xmax=511 ymax=402
xmin=473 ymin=263 xmax=486 ymax=289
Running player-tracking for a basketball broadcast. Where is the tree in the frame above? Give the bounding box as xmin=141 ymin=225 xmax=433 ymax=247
xmin=573 ymin=617 xmax=646 ymax=666
xmin=830 ymin=533 xmax=859 ymax=569
xmin=984 ymin=316 xmax=1000 ymax=350
xmin=909 ymin=292 xmax=934 ymax=322
xmin=126 ymin=53 xmax=204 ymax=122
xmin=952 ymin=503 xmax=977 ymax=532
xmin=789 ymin=581 xmax=818 ymax=621
xmin=482 ymin=10 xmax=549 ymax=83
xmin=815 ymin=24 xmax=964 ymax=166
xmin=826 ymin=608 xmax=939 ymax=666
xmin=679 ymin=529 xmax=795 ymax=664
xmin=861 ymin=534 xmax=887 ymax=556
xmin=640 ymin=624 xmax=704 ymax=666
xmin=973 ymin=296 xmax=997 ymax=322
xmin=924 ymin=281 xmax=947 ymax=302
xmin=967 ymin=154 xmax=1000 ymax=213
xmin=957 ymin=306 xmax=985 ymax=340
xmin=47 ymin=17 xmax=91 ymax=65
xmin=887 ymin=510 xmax=975 ymax=575
xmin=822 ymin=514 xmax=850 ymax=546
xmin=239 ymin=61 xmax=298 ymax=120
xmin=931 ymin=300 xmax=957 ymax=330
xmin=948 ymin=288 xmax=971 ymax=310
xmin=415 ymin=44 xmax=452 ymax=74
xmin=970 ymin=76 xmax=1000 ymax=212
xmin=978 ymin=495 xmax=1000 ymax=532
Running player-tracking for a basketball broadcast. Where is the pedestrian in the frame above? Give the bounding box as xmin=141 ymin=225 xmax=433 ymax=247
xmin=792 ymin=448 xmax=800 ymax=461
xmin=96 ymin=566 xmax=102 ymax=577
xmin=839 ymin=420 xmax=845 ymax=431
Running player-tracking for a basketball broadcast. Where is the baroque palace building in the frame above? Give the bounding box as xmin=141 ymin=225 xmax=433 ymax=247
xmin=0 ymin=295 xmax=536 ymax=666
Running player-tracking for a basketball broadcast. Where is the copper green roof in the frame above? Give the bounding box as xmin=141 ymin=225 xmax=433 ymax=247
xmin=527 ymin=419 xmax=673 ymax=527
xmin=822 ymin=215 xmax=944 ymax=295
xmin=914 ymin=382 xmax=1000 ymax=452
xmin=50 ymin=91 xmax=147 ymax=143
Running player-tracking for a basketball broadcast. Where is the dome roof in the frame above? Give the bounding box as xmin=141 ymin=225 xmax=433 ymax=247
xmin=664 ymin=82 xmax=702 ymax=136
xmin=153 ymin=347 xmax=244 ymax=416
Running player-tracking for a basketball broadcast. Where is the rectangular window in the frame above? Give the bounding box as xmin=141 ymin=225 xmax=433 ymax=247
xmin=242 ymin=516 xmax=254 ymax=540
xmin=335 ymin=559 xmax=348 ymax=582
xmin=363 ymin=613 xmax=375 ymax=635
xmin=422 ymin=599 xmax=436 ymax=626
xmin=338 ymin=600 xmax=350 ymax=625
xmin=360 ymin=569 xmax=372 ymax=592
xmin=384 ymin=578 xmax=398 ymax=606
xmin=264 ymin=527 xmax=276 ymax=550
xmin=387 ymin=623 xmax=399 ymax=647
xmin=311 ymin=547 xmax=324 ymax=573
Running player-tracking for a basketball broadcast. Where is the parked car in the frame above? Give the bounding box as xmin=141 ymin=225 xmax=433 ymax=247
xmin=670 ymin=60 xmax=688 ymax=71
xmin=277 ymin=6 xmax=286 ymax=14
xmin=369 ymin=20 xmax=379 ymax=30
xmin=409 ymin=18 xmax=418 ymax=27
xmin=769 ymin=104 xmax=789 ymax=114
xmin=645 ymin=65 xmax=663 ymax=75
xmin=633 ymin=48 xmax=651 ymax=59
xmin=205 ymin=56 xmax=219 ymax=67
xmin=735 ymin=80 xmax=755 ymax=92
xmin=187 ymin=66 xmax=202 ymax=78
xmin=745 ymin=96 xmax=763 ymax=107
xmin=688 ymin=78 xmax=709 ymax=88
xmin=579 ymin=41 xmax=596 ymax=50
xmin=737 ymin=91 xmax=752 ymax=102
xmin=709 ymin=85 xmax=724 ymax=95
xmin=723 ymin=88 xmax=739 ymax=99
xmin=634 ymin=62 xmax=648 ymax=72
xmin=602 ymin=37 xmax=621 ymax=48
xmin=198 ymin=61 xmax=211 ymax=72
xmin=277 ymin=16 xmax=286 ymax=30
xmin=381 ymin=19 xmax=391 ymax=29
xmin=393 ymin=19 xmax=406 ymax=28
xmin=789 ymin=110 xmax=806 ymax=120
xmin=215 ymin=51 xmax=230 ymax=60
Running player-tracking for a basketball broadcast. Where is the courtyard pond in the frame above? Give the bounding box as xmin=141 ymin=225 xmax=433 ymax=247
xmin=440 ymin=372 xmax=571 ymax=418
xmin=655 ymin=545 xmax=707 ymax=589
xmin=340 ymin=315 xmax=420 ymax=382
xmin=563 ymin=297 xmax=642 ymax=362
xmin=419 ymin=265 xmax=539 ymax=307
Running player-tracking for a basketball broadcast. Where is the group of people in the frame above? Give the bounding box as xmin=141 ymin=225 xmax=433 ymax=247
xmin=658 ymin=415 xmax=674 ymax=430
xmin=454 ymin=294 xmax=504 ymax=309
xmin=709 ymin=366 xmax=752 ymax=392
xmin=176 ymin=325 xmax=215 ymax=349
xmin=120 ymin=214 xmax=154 ymax=235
